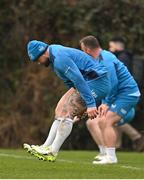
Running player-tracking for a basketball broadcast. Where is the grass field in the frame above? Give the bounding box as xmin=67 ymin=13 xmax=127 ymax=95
xmin=0 ymin=149 xmax=143 ymax=179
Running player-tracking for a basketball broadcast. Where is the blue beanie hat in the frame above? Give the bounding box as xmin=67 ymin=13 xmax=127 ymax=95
xmin=27 ymin=40 xmax=49 ymax=61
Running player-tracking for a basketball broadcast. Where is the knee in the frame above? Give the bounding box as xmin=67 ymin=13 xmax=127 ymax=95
xmin=86 ymin=119 xmax=92 ymax=129
xmin=99 ymin=117 xmax=114 ymax=130
xmin=55 ymin=103 xmax=70 ymax=118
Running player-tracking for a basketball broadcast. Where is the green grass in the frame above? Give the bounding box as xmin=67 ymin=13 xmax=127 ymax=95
xmin=0 ymin=149 xmax=143 ymax=179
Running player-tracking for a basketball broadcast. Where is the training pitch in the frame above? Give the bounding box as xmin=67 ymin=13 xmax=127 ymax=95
xmin=0 ymin=149 xmax=143 ymax=179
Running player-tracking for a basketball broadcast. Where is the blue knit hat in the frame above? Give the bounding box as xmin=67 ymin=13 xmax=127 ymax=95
xmin=27 ymin=40 xmax=49 ymax=61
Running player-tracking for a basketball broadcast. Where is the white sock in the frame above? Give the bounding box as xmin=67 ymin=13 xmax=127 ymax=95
xmin=42 ymin=118 xmax=61 ymax=147
xmin=98 ymin=145 xmax=106 ymax=155
xmin=105 ymin=147 xmax=117 ymax=161
xmin=51 ymin=118 xmax=73 ymax=154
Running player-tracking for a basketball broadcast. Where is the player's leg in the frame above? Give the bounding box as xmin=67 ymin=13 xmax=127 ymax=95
xmin=42 ymin=88 xmax=76 ymax=147
xmin=24 ymin=88 xmax=77 ymax=158
xmin=86 ymin=117 xmax=106 ymax=159
xmin=93 ymin=111 xmax=120 ymax=164
xmin=93 ymin=96 xmax=139 ymax=164
xmin=88 ymin=108 xmax=134 ymax=162
xmin=32 ymin=90 xmax=86 ymax=160
xmin=48 ymin=90 xmax=86 ymax=155
xmin=92 ymin=107 xmax=136 ymax=163
xmin=102 ymin=108 xmax=135 ymax=160
xmin=115 ymin=127 xmax=122 ymax=149
xmin=24 ymin=89 xmax=75 ymax=152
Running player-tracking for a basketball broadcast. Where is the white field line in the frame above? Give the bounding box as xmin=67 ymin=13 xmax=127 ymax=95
xmin=120 ymin=165 xmax=143 ymax=170
xmin=0 ymin=152 xmax=143 ymax=171
xmin=0 ymin=153 xmax=34 ymax=159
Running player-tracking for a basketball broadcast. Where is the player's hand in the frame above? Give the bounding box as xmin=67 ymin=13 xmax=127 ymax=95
xmin=98 ymin=104 xmax=109 ymax=117
xmin=87 ymin=107 xmax=98 ymax=119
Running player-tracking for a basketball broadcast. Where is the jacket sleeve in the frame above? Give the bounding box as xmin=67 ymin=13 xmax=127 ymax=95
xmin=55 ymin=56 xmax=96 ymax=108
